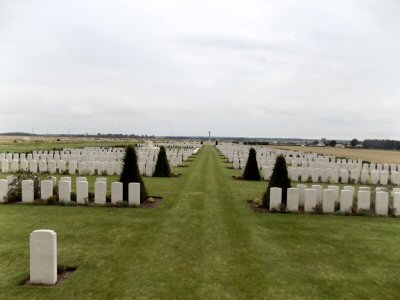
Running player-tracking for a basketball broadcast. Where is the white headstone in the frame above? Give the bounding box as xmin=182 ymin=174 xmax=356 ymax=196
xmin=111 ymin=182 xmax=123 ymax=204
xmin=304 ymin=189 xmax=317 ymax=213
xmin=22 ymin=180 xmax=34 ymax=202
xmin=78 ymin=162 xmax=86 ymax=175
xmin=370 ymin=170 xmax=380 ymax=185
xmin=60 ymin=176 xmax=71 ymax=182
xmin=343 ymin=186 xmax=355 ymax=199
xmin=360 ymin=170 xmax=369 ymax=184
xmin=59 ymin=181 xmax=71 ymax=202
xmin=269 ymin=187 xmax=282 ymax=210
xmin=128 ymin=182 xmax=141 ymax=206
xmin=311 ymin=184 xmax=323 ymax=205
xmin=39 ymin=160 xmax=48 ymax=173
xmin=20 ymin=160 xmax=29 ymax=171
xmin=76 ymin=177 xmax=87 ymax=183
xmin=0 ymin=179 xmax=8 ymax=202
xmin=311 ymin=169 xmax=320 ymax=183
xmin=375 ymin=191 xmax=388 ymax=216
xmin=76 ymin=181 xmax=88 ymax=204
xmin=286 ymin=188 xmax=299 ymax=212
xmin=328 ymin=185 xmax=340 ymax=203
xmin=40 ymin=180 xmax=53 ymax=200
xmin=340 ymin=169 xmax=349 ymax=184
xmin=48 ymin=161 xmax=57 ymax=174
xmin=11 ymin=160 xmax=19 ymax=172
xmin=29 ymin=160 xmax=38 ymax=173
xmin=145 ymin=162 xmax=154 ymax=177
xmin=69 ymin=161 xmax=77 ymax=175
xmin=30 ymin=229 xmax=57 ymax=285
xmin=380 ymin=171 xmax=388 ymax=186
xmin=357 ymin=190 xmax=371 ymax=212
xmin=322 ymin=189 xmax=335 ymax=213
xmin=393 ymin=192 xmax=400 ymax=217
xmin=339 ymin=190 xmax=353 ymax=213
xmin=95 ymin=181 xmax=107 ymax=204
xmin=297 ymin=184 xmax=307 ymax=207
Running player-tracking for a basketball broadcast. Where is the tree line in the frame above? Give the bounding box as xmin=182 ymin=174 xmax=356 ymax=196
xmin=362 ymin=139 xmax=400 ymax=150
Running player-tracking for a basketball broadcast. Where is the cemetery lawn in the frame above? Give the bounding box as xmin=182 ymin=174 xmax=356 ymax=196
xmin=1 ymin=146 xmax=400 ymax=299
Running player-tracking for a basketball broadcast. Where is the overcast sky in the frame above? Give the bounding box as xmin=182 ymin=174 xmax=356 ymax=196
xmin=1 ymin=0 xmax=400 ymax=139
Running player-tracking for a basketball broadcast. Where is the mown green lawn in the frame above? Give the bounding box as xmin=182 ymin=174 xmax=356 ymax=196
xmin=0 ymin=145 xmax=399 ymax=299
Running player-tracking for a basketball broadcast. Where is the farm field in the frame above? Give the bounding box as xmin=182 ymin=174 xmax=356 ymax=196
xmin=273 ymin=146 xmax=400 ymax=165
xmin=1 ymin=145 xmax=400 ymax=299
xmin=0 ymin=136 xmax=136 ymax=153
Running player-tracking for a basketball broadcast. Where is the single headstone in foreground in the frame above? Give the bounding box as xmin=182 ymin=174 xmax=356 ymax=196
xmin=30 ymin=229 xmax=57 ymax=285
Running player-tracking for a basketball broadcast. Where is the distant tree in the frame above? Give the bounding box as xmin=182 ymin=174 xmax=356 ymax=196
xmin=153 ymin=146 xmax=172 ymax=177
xmin=200 ymin=140 xmax=203 ymax=145
xmin=215 ymin=140 xmax=219 ymax=145
xmin=329 ymin=140 xmax=337 ymax=147
xmin=262 ymin=155 xmax=291 ymax=208
xmin=362 ymin=139 xmax=400 ymax=150
xmin=311 ymin=140 xmax=319 ymax=146
xmin=350 ymin=139 xmax=359 ymax=147
xmin=119 ymin=145 xmax=148 ymax=202
xmin=242 ymin=148 xmax=261 ymax=181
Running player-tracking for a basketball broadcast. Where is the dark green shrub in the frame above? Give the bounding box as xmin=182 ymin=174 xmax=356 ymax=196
xmin=6 ymin=173 xmax=43 ymax=202
xmin=262 ymin=155 xmax=291 ymax=208
xmin=153 ymin=146 xmax=172 ymax=177
xmin=119 ymin=145 xmax=148 ymax=202
xmin=46 ymin=195 xmax=58 ymax=205
xmin=242 ymin=148 xmax=260 ymax=180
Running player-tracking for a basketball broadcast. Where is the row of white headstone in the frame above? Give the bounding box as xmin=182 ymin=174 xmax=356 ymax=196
xmin=0 ymin=147 xmax=124 ymax=163
xmin=0 ymin=159 xmax=122 ymax=175
xmin=262 ymin=167 xmax=399 ymax=185
xmin=0 ymin=177 xmax=141 ymax=206
xmin=268 ymin=184 xmax=400 ymax=216
xmin=217 ymin=143 xmax=400 ymax=186
xmin=0 ymin=145 xmax=198 ymax=176
xmin=217 ymin=143 xmax=400 ymax=173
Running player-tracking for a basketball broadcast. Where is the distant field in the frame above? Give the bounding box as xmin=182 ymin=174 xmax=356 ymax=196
xmin=0 ymin=136 xmax=136 ymax=152
xmin=273 ymin=146 xmax=400 ymax=165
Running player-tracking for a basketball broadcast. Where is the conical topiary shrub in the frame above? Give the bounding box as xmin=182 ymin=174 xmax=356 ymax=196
xmin=262 ymin=155 xmax=291 ymax=208
xmin=242 ymin=148 xmax=261 ymax=180
xmin=119 ymin=145 xmax=148 ymax=202
xmin=153 ymin=146 xmax=172 ymax=177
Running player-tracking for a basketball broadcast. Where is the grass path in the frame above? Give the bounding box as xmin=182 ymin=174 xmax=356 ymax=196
xmin=1 ymin=145 xmax=400 ymax=299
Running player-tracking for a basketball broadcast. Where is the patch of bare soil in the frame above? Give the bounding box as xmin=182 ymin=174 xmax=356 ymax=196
xmin=140 ymin=196 xmax=163 ymax=208
xmin=21 ymin=267 xmax=77 ymax=287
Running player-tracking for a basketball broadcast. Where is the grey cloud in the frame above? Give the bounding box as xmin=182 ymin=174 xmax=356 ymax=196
xmin=0 ymin=0 xmax=400 ymax=139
